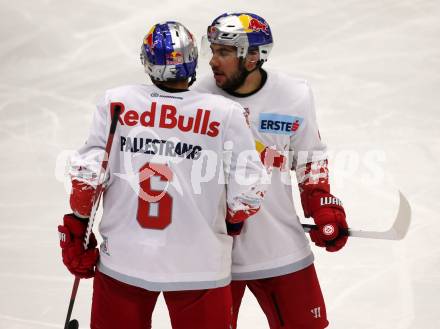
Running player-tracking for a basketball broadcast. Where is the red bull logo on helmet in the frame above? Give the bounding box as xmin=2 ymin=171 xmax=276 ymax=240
xmin=166 ymin=51 xmax=183 ymax=65
xmin=239 ymin=14 xmax=269 ymax=35
xmin=248 ymin=18 xmax=269 ymax=35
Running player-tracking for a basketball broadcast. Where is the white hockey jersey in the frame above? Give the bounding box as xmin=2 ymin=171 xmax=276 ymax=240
xmin=196 ymin=71 xmax=328 ymax=280
xmin=69 ymin=84 xmax=266 ymax=291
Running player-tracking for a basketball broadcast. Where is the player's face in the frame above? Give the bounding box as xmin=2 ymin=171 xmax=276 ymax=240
xmin=209 ymin=44 xmax=242 ymax=90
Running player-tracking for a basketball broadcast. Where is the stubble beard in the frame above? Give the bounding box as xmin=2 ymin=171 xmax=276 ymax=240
xmin=215 ymin=63 xmax=249 ymax=92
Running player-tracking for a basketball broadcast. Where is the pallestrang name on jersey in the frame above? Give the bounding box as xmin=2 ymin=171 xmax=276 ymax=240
xmin=120 ymin=136 xmax=202 ymax=160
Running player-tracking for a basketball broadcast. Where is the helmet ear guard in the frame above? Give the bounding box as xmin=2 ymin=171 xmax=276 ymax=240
xmin=256 ymin=44 xmax=272 ymax=62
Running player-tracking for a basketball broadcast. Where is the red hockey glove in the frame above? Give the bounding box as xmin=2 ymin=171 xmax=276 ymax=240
xmin=302 ymin=191 xmax=348 ymax=252
xmin=70 ymin=179 xmax=95 ymax=218
xmin=58 ymin=214 xmax=99 ymax=278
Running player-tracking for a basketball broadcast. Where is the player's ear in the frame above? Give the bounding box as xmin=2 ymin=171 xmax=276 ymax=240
xmin=244 ymin=49 xmax=260 ymax=71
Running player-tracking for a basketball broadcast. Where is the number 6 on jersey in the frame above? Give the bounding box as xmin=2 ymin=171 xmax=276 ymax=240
xmin=137 ymin=162 xmax=173 ymax=230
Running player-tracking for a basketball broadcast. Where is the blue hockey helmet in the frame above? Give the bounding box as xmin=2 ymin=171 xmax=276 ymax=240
xmin=140 ymin=21 xmax=198 ymax=82
xmin=206 ymin=13 xmax=273 ymax=61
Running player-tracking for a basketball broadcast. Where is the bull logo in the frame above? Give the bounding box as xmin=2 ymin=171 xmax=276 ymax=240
xmin=248 ymin=18 xmax=269 ymax=35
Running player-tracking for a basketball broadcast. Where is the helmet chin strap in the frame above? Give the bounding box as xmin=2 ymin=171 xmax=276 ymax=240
xmin=188 ymin=73 xmax=197 ymax=87
xmin=225 ymin=58 xmax=264 ymax=93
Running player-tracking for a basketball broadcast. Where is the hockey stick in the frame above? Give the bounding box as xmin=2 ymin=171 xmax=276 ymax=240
xmin=302 ymin=191 xmax=411 ymax=240
xmin=63 ymin=104 xmax=122 ymax=329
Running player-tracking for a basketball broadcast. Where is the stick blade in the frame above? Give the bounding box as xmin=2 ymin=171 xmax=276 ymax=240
xmin=348 ymin=191 xmax=411 ymax=240
xmin=389 ymin=191 xmax=411 ymax=240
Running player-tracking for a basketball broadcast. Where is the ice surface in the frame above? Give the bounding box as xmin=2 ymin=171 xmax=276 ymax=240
xmin=1 ymin=0 xmax=439 ymax=328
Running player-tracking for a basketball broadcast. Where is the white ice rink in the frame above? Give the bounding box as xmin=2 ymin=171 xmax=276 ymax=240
xmin=1 ymin=0 xmax=439 ymax=328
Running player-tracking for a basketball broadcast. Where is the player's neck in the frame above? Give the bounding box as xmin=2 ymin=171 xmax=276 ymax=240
xmin=157 ymin=80 xmax=189 ymax=92
xmin=234 ymin=69 xmax=262 ymax=95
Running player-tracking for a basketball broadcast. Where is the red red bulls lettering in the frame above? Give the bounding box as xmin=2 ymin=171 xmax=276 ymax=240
xmin=200 ymin=109 xmax=211 ymax=134
xmin=248 ymin=18 xmax=269 ymax=35
xmin=114 ymin=101 xmax=220 ymax=137
xmin=207 ymin=121 xmax=220 ymax=137
xmin=159 ymin=104 xmax=178 ymax=128
xmin=125 ymin=110 xmax=139 ymax=126
xmin=140 ymin=102 xmax=156 ymax=127
xmin=177 ymin=115 xmax=194 ymax=132
xmin=111 ymin=102 xmax=125 ymax=125
xmin=193 ymin=109 xmax=203 ymax=133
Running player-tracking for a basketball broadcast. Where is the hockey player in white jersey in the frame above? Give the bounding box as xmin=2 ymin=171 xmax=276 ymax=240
xmin=196 ymin=13 xmax=349 ymax=329
xmin=57 ymin=21 xmax=266 ymax=329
